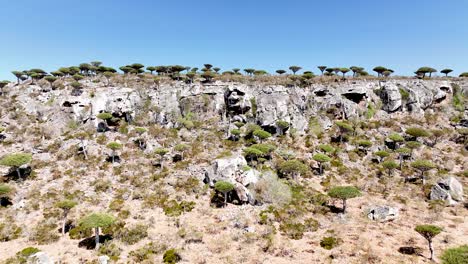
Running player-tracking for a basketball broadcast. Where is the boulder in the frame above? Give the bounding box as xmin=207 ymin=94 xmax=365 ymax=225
xmin=205 ymin=155 xmax=259 ymax=204
xmin=381 ymin=83 xmax=402 ymax=112
xmin=206 ymin=155 xmax=248 ymax=184
xmin=98 ymin=255 xmax=110 ymax=264
xmin=27 ymin=252 xmax=53 ymax=264
xmin=430 ymin=177 xmax=464 ymax=204
xmin=367 ymin=205 xmax=399 ymax=222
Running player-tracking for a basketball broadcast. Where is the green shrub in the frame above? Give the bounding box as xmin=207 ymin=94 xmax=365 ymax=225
xmin=0 ymin=184 xmax=12 ymax=197
xmin=163 ymin=200 xmax=195 ymax=216
xmin=399 ymin=88 xmax=410 ymax=100
xmin=320 ymin=236 xmax=341 ymax=250
xmin=318 ymin=144 xmax=334 ymax=153
xmin=406 ymin=127 xmax=431 ymax=139
xmin=357 ymin=139 xmax=372 ymax=148
xmin=30 ymin=222 xmax=60 ymax=244
xmin=251 ymin=172 xmax=291 ymax=206
xmin=0 ymin=222 xmax=22 ymax=241
xmin=375 ymin=150 xmax=390 ymax=158
xmin=68 ymin=224 xmax=93 ymax=240
xmin=97 ymin=112 xmax=113 ymax=120
xmin=117 ymin=224 xmax=148 ymax=245
xmin=6 ymin=247 xmax=41 ymax=264
xmin=440 ymin=244 xmax=468 ymax=264
xmin=98 ymin=242 xmax=121 ymax=262
xmin=163 ymin=248 xmax=181 ymax=264
xmin=129 ymin=242 xmax=168 ymax=262
xmin=279 ymin=222 xmax=306 ymax=240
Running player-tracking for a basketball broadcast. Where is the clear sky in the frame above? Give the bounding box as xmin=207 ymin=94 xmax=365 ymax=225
xmin=1 ymin=0 xmax=467 ymax=80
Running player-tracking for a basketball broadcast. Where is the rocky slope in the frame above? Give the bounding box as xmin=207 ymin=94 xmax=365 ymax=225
xmin=0 ymin=77 xmax=467 ymax=264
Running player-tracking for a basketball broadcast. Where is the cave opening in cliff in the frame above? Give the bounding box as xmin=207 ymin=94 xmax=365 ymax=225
xmin=342 ymin=93 xmax=366 ymax=104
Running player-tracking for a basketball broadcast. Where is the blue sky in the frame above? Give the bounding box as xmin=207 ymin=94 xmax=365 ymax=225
xmin=1 ymin=0 xmax=467 ymax=80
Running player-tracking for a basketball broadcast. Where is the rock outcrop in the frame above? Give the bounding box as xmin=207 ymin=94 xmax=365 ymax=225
xmin=204 ymin=155 xmax=259 ymax=204
xmin=430 ymin=177 xmax=464 ymax=205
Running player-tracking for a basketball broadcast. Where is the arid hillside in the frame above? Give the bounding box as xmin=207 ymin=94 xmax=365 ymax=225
xmin=0 ymin=74 xmax=467 ymax=264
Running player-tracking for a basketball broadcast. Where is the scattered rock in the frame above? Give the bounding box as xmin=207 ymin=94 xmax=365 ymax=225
xmin=98 ymin=255 xmax=110 ymax=264
xmin=367 ymin=205 xmax=399 ymax=222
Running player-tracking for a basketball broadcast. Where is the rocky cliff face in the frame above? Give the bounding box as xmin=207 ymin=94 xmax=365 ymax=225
xmin=5 ymin=79 xmax=467 ymax=135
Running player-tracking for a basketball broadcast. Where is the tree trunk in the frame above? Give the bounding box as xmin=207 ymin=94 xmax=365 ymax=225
xmin=388 ymin=169 xmax=391 ymax=177
xmin=16 ymin=168 xmax=21 ymax=181
xmin=319 ymin=163 xmax=323 ymax=175
xmin=399 ymin=155 xmax=403 ymax=170
xmin=428 ymin=240 xmax=434 ymax=260
xmin=95 ymin=227 xmax=100 ymax=250
xmin=81 ymin=140 xmax=88 ymax=160
xmin=342 ymin=199 xmax=347 ymax=213
xmin=111 ymin=150 xmax=115 ymax=164
xmin=62 ymin=213 xmax=68 ymax=236
xmin=224 ymin=192 xmax=227 ymax=207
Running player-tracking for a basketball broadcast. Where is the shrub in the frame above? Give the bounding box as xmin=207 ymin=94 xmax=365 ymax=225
xmin=399 ymin=88 xmax=410 ymax=100
xmin=129 ymin=242 xmax=168 ymax=262
xmin=357 ymin=139 xmax=372 ymax=148
xmin=7 ymin=247 xmax=41 ymax=264
xmin=406 ymin=127 xmax=431 ymax=139
xmin=388 ymin=133 xmax=404 ymax=142
xmin=163 ymin=200 xmax=195 ymax=216
xmin=0 ymin=222 xmax=22 ymax=241
xmin=251 ymin=172 xmax=291 ymax=206
xmin=117 ymin=224 xmax=148 ymax=245
xmin=68 ymin=224 xmax=93 ymax=240
xmin=30 ymin=221 xmax=60 ymax=244
xmin=97 ymin=112 xmax=113 ymax=120
xmin=375 ymin=150 xmax=390 ymax=159
xmin=320 ymin=236 xmax=340 ymax=250
xmin=230 ymin=129 xmax=241 ymax=136
xmin=0 ymin=184 xmax=12 ymax=197
xmin=279 ymin=222 xmax=306 ymax=240
xmin=440 ymin=244 xmax=468 ymax=264
xmin=163 ymin=248 xmax=181 ymax=264
xmin=98 ymin=242 xmax=121 ymax=262
xmin=318 ymin=144 xmax=334 ymax=154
